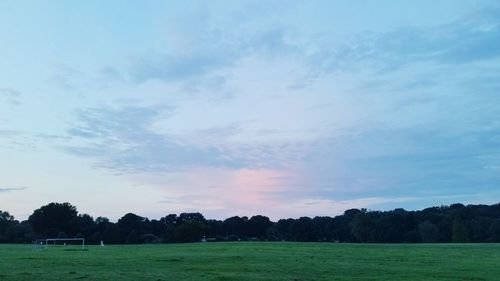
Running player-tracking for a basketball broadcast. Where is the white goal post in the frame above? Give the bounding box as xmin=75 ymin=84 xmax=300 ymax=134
xmin=44 ymin=238 xmax=85 ymax=250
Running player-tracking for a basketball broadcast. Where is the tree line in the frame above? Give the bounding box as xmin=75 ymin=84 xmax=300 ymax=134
xmin=1 ymin=202 xmax=500 ymax=244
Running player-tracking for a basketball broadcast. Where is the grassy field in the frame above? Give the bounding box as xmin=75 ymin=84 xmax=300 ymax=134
xmin=0 ymin=242 xmax=499 ymax=281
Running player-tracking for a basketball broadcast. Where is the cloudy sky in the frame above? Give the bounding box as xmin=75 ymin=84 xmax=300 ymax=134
xmin=1 ymin=0 xmax=500 ymax=221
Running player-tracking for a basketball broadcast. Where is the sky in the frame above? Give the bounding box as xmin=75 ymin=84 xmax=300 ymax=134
xmin=1 ymin=0 xmax=500 ymax=221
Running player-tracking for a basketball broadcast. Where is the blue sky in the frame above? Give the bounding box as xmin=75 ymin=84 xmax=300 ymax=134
xmin=1 ymin=0 xmax=499 ymax=221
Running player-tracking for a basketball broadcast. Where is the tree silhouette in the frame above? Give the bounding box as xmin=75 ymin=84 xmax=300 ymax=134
xmin=28 ymin=202 xmax=78 ymax=237
xmin=1 ymin=202 xmax=499 ymax=244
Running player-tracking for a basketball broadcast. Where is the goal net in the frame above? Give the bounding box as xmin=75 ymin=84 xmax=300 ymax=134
xmin=43 ymin=238 xmax=86 ymax=250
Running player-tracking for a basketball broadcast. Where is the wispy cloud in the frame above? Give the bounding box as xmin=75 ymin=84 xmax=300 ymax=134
xmin=57 ymin=3 xmax=500 ymax=210
xmin=309 ymin=7 xmax=500 ymax=76
xmin=0 ymin=186 xmax=28 ymax=193
xmin=62 ymin=105 xmax=311 ymax=174
xmin=0 ymin=88 xmax=22 ymax=106
xmin=0 ymin=129 xmax=68 ymax=150
xmin=48 ymin=64 xmax=125 ymax=93
xmin=2 ymin=1 xmax=500 ymax=219
xmin=130 ymin=53 xmax=232 ymax=83
xmin=127 ymin=8 xmax=299 ymax=86
xmin=301 ymin=124 xmax=500 ymax=201
xmin=0 ymin=130 xmax=23 ymax=137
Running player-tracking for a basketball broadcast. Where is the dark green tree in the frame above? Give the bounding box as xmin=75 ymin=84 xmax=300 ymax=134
xmin=102 ymin=223 xmax=124 ymax=244
xmin=289 ymin=217 xmax=315 ymax=241
xmin=174 ymin=221 xmax=208 ymax=242
xmin=248 ymin=215 xmax=272 ymax=239
xmin=0 ymin=211 xmax=17 ymax=242
xmin=28 ymin=202 xmax=78 ymax=237
xmin=275 ymin=218 xmax=294 ymax=240
xmin=419 ymin=221 xmax=440 ymax=243
xmin=488 ymin=220 xmax=500 ymax=242
xmin=117 ymin=213 xmax=150 ymax=243
xmin=451 ymin=215 xmax=470 ymax=243
xmin=351 ymin=211 xmax=373 ymax=242
xmin=160 ymin=214 xmax=178 ymax=243
xmin=223 ymin=216 xmax=249 ymax=239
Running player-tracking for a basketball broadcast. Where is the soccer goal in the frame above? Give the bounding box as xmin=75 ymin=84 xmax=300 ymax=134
xmin=32 ymin=239 xmax=46 ymax=250
xmin=44 ymin=238 xmax=86 ymax=250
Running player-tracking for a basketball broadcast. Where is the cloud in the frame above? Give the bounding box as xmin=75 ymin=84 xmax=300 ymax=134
xmin=310 ymin=6 xmax=500 ymax=75
xmin=62 ymin=105 xmax=306 ymax=173
xmin=6 ymin=1 xmax=497 ymax=220
xmin=149 ymin=167 xmax=296 ymax=218
xmin=48 ymin=64 xmax=125 ymax=93
xmin=0 ymin=186 xmax=28 ymax=193
xmin=0 ymin=88 xmax=22 ymax=106
xmin=126 ymin=3 xmax=500 ymax=98
xmin=130 ymin=53 xmax=233 ymax=83
xmin=58 ymin=4 xmax=500 ymax=206
xmin=0 ymin=130 xmax=22 ymax=137
xmin=0 ymin=129 xmax=68 ymax=150
xmin=128 ymin=11 xmax=299 ymax=85
xmin=47 ymin=65 xmax=84 ymax=92
xmin=284 ymin=8 xmax=500 ymax=204
xmin=300 ymin=123 xmax=500 ymax=203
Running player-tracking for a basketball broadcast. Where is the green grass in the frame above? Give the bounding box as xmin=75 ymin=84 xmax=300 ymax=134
xmin=0 ymin=242 xmax=499 ymax=280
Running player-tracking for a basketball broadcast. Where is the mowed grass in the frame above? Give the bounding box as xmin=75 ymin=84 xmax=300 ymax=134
xmin=0 ymin=242 xmax=499 ymax=281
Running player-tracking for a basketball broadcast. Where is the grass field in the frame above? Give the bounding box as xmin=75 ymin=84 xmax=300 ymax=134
xmin=0 ymin=242 xmax=499 ymax=281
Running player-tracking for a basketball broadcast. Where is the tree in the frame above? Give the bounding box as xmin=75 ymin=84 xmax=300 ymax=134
xmin=469 ymin=217 xmax=491 ymax=242
xmin=312 ymin=216 xmax=336 ymax=242
xmin=118 ymin=213 xmax=148 ymax=232
xmin=0 ymin=211 xmax=17 ymax=242
xmin=126 ymin=230 xmax=142 ymax=244
xmin=223 ymin=216 xmax=249 ymax=239
xmin=419 ymin=221 xmax=439 ymax=243
xmin=160 ymin=214 xmax=178 ymax=243
xmin=289 ymin=217 xmax=315 ymax=241
xmin=174 ymin=221 xmax=208 ymax=242
xmin=102 ymin=223 xmax=124 ymax=244
xmin=489 ymin=220 xmax=500 ymax=242
xmin=117 ymin=213 xmax=150 ymax=243
xmin=149 ymin=219 xmax=167 ymax=237
xmin=172 ymin=213 xmax=208 ymax=242
xmin=73 ymin=214 xmax=96 ymax=241
xmin=248 ymin=215 xmax=272 ymax=239
xmin=404 ymin=230 xmax=421 ymax=243
xmin=275 ymin=218 xmax=294 ymax=240
xmin=0 ymin=210 xmax=14 ymax=222
xmin=451 ymin=215 xmax=470 ymax=243
xmin=384 ymin=209 xmax=414 ymax=243
xmin=2 ymin=201 xmax=500 ymax=244
xmin=178 ymin=213 xmax=206 ymax=224
xmin=351 ymin=211 xmax=373 ymax=243
xmin=28 ymin=202 xmax=78 ymax=237
xmin=205 ymin=219 xmax=223 ymax=238
xmin=5 ymin=221 xmax=32 ymax=243
xmin=265 ymin=226 xmax=282 ymax=241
